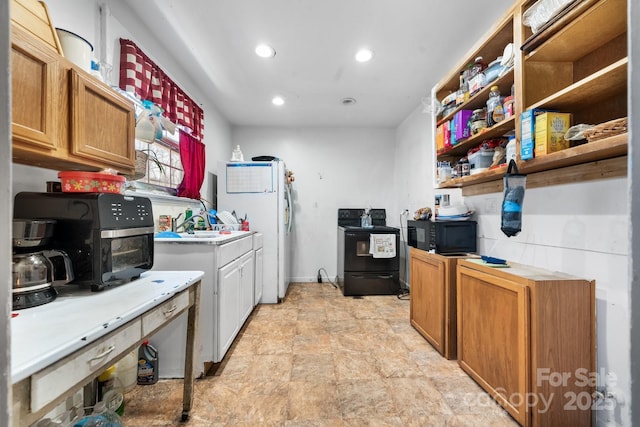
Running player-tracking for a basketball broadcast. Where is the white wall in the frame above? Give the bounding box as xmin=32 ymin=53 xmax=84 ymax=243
xmin=231 ymin=126 xmax=396 ymax=282
xmin=467 ymin=179 xmax=629 ymax=425
xmin=41 ymin=0 xmax=233 ymax=199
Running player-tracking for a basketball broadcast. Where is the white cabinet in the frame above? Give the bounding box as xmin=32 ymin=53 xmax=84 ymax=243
xmin=217 ymin=257 xmax=242 ymax=360
xmin=151 ymin=232 xmax=257 ymax=378
xmin=254 ymin=247 xmax=264 ymax=305
xmin=239 ymin=251 xmax=255 ymax=325
xmin=253 ymin=232 xmax=264 ymax=306
xmin=217 ymin=250 xmax=254 ymax=361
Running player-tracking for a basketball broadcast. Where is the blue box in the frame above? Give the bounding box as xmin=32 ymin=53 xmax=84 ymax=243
xmin=521 ymin=109 xmax=548 ymax=160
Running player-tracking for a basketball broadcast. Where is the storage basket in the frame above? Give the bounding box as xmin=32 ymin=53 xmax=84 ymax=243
xmin=582 ymin=117 xmax=627 ymax=142
xmin=122 ymin=150 xmax=148 ymax=181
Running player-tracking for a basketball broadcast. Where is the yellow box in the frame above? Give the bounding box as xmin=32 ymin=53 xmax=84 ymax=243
xmin=535 ymin=112 xmax=571 ymax=155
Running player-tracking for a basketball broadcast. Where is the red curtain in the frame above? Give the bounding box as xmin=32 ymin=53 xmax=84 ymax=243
xmin=119 ymin=39 xmax=204 ymax=141
xmin=177 ymin=130 xmax=206 ymax=199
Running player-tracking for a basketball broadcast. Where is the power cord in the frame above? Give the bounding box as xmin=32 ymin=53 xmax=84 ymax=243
xmin=317 ymin=267 xmax=338 ymax=289
xmin=397 ymin=211 xmax=410 ymax=300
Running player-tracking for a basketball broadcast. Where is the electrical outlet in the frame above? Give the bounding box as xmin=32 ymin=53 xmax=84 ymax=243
xmin=485 ymin=197 xmax=498 ymax=214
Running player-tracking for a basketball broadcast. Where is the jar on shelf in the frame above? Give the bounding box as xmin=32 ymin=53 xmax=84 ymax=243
xmin=470 ymin=108 xmax=488 ymax=135
xmin=486 ymin=85 xmax=504 ymax=127
xmin=503 ymin=95 xmax=514 ymax=118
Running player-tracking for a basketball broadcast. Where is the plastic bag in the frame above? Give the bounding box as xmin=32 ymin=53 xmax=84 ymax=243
xmin=501 ymin=160 xmax=526 ymax=237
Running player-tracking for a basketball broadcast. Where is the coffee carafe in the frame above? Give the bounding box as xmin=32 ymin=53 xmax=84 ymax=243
xmin=12 ymin=219 xmax=74 ymax=310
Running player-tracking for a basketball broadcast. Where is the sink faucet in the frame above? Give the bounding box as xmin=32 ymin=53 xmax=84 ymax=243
xmin=172 ymin=214 xmax=210 ymax=233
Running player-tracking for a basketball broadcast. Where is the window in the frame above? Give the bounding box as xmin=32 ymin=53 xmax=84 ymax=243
xmin=135 ymin=128 xmax=183 ymax=189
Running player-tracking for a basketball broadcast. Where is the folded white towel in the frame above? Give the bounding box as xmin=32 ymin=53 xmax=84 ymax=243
xmin=369 ymin=234 xmax=396 ymax=258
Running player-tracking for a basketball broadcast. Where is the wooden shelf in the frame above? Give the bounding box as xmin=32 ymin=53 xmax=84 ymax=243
xmin=527 ymin=58 xmax=627 ymax=111
xmin=438 ymin=115 xmax=515 ymax=159
xmin=438 ymin=132 xmax=627 ymax=190
xmin=431 ymin=0 xmax=627 ymax=195
xmin=438 ymin=165 xmax=508 ymax=189
xmin=519 ymin=132 xmax=627 ymax=174
xmin=524 ymin=0 xmax=626 ymax=62
xmin=437 ymin=68 xmax=515 ymax=126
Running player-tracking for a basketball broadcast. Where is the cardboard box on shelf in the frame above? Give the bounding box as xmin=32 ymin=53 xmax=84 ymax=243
xmin=520 ymin=108 xmax=549 ymax=160
xmin=454 ymin=110 xmax=474 ymax=142
xmin=535 ymin=112 xmax=571 ymax=156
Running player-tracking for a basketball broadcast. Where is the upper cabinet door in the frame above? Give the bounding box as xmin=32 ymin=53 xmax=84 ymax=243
xmin=69 ymin=69 xmax=136 ymax=170
xmin=11 ymin=26 xmax=58 ymax=151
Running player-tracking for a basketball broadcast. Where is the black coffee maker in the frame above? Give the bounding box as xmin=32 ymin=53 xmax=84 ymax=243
xmin=12 ymin=219 xmax=74 ymax=310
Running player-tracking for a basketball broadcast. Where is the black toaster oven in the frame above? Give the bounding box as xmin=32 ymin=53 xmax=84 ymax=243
xmin=14 ymin=192 xmax=155 ymax=291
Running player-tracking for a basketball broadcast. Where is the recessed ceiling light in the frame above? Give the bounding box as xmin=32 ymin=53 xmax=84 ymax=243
xmin=255 ymin=44 xmax=276 ymax=58
xmin=341 ymin=97 xmax=357 ymax=106
xmin=272 ymin=96 xmax=285 ymax=106
xmin=355 ymin=48 xmax=373 ymax=62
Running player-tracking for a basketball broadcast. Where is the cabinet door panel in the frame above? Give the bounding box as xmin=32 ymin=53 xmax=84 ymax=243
xmin=410 ymin=254 xmax=445 ymax=354
xmin=217 ymin=259 xmax=241 ymax=362
xmin=254 ymin=247 xmax=264 ymax=305
xmin=239 ymin=251 xmax=255 ymax=325
xmin=69 ymin=70 xmax=135 ymax=170
xmin=11 ymin=27 xmax=57 ymax=151
xmin=457 ymin=266 xmax=529 ymax=426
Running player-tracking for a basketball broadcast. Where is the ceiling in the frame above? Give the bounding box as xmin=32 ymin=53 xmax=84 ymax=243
xmin=120 ymin=0 xmax=514 ymax=128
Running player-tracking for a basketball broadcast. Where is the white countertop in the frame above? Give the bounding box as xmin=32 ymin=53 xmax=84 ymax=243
xmin=154 ymin=230 xmax=254 ymax=245
xmin=11 ymin=270 xmax=204 ymax=383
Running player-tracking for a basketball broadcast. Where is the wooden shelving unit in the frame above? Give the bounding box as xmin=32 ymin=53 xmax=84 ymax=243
xmin=432 ymin=0 xmax=628 ymax=196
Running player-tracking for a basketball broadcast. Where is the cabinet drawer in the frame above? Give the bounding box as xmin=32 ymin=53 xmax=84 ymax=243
xmin=30 ymin=319 xmax=141 ymax=412
xmin=217 ymin=236 xmax=253 ymax=266
xmin=141 ymin=291 xmax=190 ymax=336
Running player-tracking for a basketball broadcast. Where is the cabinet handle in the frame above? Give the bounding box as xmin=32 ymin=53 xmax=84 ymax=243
xmin=89 ymin=345 xmax=115 ymax=362
xmin=163 ymin=304 xmax=177 ymax=316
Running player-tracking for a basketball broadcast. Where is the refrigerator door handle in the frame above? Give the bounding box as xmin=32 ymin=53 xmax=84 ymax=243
xmin=286 ymin=183 xmax=293 ymax=234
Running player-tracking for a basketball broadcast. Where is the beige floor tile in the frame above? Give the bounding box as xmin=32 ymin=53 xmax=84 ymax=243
xmin=291 ymin=353 xmax=336 ymax=382
xmin=121 ymin=283 xmax=518 ymax=426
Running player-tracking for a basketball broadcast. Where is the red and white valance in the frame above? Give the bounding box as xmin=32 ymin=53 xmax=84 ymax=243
xmin=119 ymin=38 xmax=204 ymax=141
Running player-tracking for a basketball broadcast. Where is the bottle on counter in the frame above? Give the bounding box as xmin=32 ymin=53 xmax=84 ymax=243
xmin=486 ymin=85 xmax=504 ymax=127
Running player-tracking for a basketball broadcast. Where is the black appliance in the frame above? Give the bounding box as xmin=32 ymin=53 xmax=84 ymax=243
xmin=14 ymin=192 xmax=155 ymax=291
xmin=337 ymin=208 xmax=400 ymax=296
xmin=407 ymin=219 xmax=477 ymax=254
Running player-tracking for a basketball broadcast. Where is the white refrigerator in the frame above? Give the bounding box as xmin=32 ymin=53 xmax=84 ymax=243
xmin=218 ymin=160 xmax=292 ymax=303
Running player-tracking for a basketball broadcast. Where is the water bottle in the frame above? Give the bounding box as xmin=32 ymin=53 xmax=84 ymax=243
xmin=73 ymin=401 xmax=122 ymax=427
xmin=486 ymin=85 xmax=504 ymax=127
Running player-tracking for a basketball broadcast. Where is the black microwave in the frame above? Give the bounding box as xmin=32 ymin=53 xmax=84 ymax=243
xmin=407 ymin=220 xmax=477 ymax=254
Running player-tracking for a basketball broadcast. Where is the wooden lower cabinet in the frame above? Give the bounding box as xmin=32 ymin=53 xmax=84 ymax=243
xmin=456 ymin=259 xmax=595 ymax=427
xmin=409 ymin=248 xmax=465 ymax=359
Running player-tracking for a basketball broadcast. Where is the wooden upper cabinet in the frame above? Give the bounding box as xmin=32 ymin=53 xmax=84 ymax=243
xmin=10 ymin=24 xmax=135 ymax=174
xmin=11 ymin=26 xmax=58 ymax=152
xmin=69 ymin=70 xmax=135 ymax=170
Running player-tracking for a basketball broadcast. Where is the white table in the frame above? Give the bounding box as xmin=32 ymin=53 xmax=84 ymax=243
xmin=11 ymin=270 xmax=203 ymax=426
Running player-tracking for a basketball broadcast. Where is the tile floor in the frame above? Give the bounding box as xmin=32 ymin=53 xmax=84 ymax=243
xmin=122 ymin=283 xmax=517 ymax=426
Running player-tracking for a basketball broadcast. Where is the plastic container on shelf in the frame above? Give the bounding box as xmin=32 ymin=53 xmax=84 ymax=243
xmin=523 ymin=0 xmax=574 ymax=33
xmin=468 ymin=150 xmax=495 ymax=173
xmin=506 ymin=136 xmax=517 ymax=162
